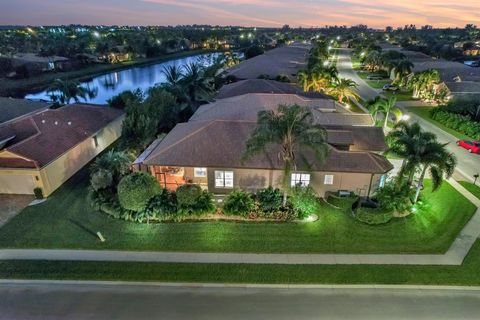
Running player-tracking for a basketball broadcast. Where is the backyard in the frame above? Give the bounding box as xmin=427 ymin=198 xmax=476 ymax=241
xmin=0 ymin=168 xmax=476 ymax=254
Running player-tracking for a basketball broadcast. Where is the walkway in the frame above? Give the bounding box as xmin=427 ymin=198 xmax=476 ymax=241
xmin=0 ymin=179 xmax=478 ymax=266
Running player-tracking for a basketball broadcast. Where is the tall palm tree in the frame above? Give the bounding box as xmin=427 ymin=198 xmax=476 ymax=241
xmin=161 ymin=65 xmax=184 ymax=87
xmin=182 ymin=62 xmax=215 ymax=111
xmin=47 ymin=79 xmax=97 ymax=105
xmin=242 ymin=104 xmax=329 ymax=205
xmin=375 ymin=96 xmax=402 ymax=131
xmin=393 ymin=59 xmax=414 ymax=84
xmin=366 ymin=96 xmax=382 ymax=122
xmin=297 ymin=70 xmax=312 ymax=92
xmin=412 ymin=141 xmax=456 ymax=203
xmin=386 ymin=122 xmax=456 ymax=203
xmin=327 ymin=78 xmax=360 ymax=103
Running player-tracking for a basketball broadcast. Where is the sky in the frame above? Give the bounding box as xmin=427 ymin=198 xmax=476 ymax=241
xmin=1 ymin=0 xmax=479 ymax=28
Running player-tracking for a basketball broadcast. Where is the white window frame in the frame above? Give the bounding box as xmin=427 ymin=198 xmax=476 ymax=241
xmin=291 ymin=173 xmax=311 ymax=187
xmin=215 ymin=170 xmax=234 ymax=188
xmin=324 ymin=174 xmax=334 ymax=185
xmin=194 ymin=167 xmax=207 ymax=177
xmin=92 ymin=135 xmax=99 ymax=148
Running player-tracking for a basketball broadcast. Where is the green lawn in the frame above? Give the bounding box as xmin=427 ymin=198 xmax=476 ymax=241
xmin=2 ymin=240 xmax=480 ymax=285
xmin=407 ymin=107 xmax=472 ymax=140
xmin=0 ymin=169 xmax=476 ymax=254
xmin=459 ymin=181 xmax=480 ymax=200
xmin=356 ymin=71 xmax=390 ymax=89
xmin=383 ymin=91 xmax=416 ymax=101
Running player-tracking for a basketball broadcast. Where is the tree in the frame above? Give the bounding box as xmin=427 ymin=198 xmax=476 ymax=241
xmin=374 ymin=96 xmax=402 ymax=131
xmin=242 ymin=104 xmax=329 ymax=205
xmin=386 ymin=122 xmax=457 ymax=203
xmin=366 ymin=96 xmax=382 ymax=122
xmin=90 ymin=150 xmax=132 ymax=186
xmin=117 ymin=172 xmax=161 ymax=212
xmin=327 ymin=78 xmax=360 ymax=103
xmin=244 ymin=45 xmax=264 ymax=59
xmin=107 ymin=89 xmax=143 ymax=110
xmin=182 ymin=62 xmax=215 ymax=112
xmin=47 ymin=78 xmax=97 ymax=105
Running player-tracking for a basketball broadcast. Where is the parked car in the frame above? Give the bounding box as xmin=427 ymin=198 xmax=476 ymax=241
xmin=367 ymin=74 xmax=384 ymax=80
xmin=457 ymin=140 xmax=480 ymax=154
xmin=382 ymin=84 xmax=399 ymax=91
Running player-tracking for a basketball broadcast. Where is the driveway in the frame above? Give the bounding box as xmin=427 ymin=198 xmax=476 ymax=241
xmin=0 ymin=195 xmax=34 ymax=227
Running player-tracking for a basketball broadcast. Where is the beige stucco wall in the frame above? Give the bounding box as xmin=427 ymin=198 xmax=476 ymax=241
xmin=0 ymin=115 xmax=123 ymax=196
xmin=204 ymin=167 xmax=384 ymax=197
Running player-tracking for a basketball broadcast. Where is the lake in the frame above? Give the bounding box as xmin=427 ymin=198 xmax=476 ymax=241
xmin=25 ymin=53 xmax=221 ymax=104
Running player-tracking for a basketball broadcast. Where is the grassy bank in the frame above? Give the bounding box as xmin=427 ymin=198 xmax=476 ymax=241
xmin=1 ymin=240 xmax=480 ymax=284
xmin=459 ymin=181 xmax=480 ymax=200
xmin=0 ymin=168 xmax=475 ymax=254
xmin=407 ymin=107 xmax=472 ymax=140
xmin=0 ymin=49 xmax=215 ymax=97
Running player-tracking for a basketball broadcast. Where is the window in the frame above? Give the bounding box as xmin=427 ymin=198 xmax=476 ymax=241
xmin=93 ymin=135 xmax=99 ymax=148
xmin=215 ymin=170 xmax=234 ymax=188
xmin=291 ymin=173 xmax=310 ymax=187
xmin=194 ymin=167 xmax=207 ymax=177
xmin=324 ymin=175 xmax=334 ymax=185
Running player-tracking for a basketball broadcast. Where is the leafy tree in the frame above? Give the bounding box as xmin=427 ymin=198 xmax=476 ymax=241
xmin=244 ymin=45 xmax=264 ymax=59
xmin=117 ymin=172 xmax=161 ymax=212
xmin=243 ymin=104 xmax=329 ymax=205
xmin=107 ymin=89 xmax=144 ymax=109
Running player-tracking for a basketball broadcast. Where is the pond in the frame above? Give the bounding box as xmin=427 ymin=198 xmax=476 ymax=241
xmin=25 ymin=53 xmax=221 ymax=105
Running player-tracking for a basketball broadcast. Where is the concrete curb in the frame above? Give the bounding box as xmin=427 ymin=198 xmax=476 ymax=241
xmin=1 ymin=279 xmax=480 ymax=291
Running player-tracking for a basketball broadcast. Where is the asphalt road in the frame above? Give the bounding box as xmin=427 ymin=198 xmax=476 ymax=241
xmin=337 ymin=48 xmax=480 ymax=182
xmin=1 ymin=282 xmax=480 ymax=319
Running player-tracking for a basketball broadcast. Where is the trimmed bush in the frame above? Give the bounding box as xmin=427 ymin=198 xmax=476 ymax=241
xmin=117 ymin=172 xmax=161 ymax=212
xmin=140 ymin=189 xmax=179 ymax=222
xmin=430 ymin=109 xmax=480 ymax=140
xmin=289 ymin=186 xmax=320 ymax=219
xmin=256 ymin=187 xmax=283 ymax=213
xmin=223 ymin=190 xmax=255 ymax=216
xmin=375 ymin=180 xmax=413 ymax=214
xmin=33 ymin=187 xmax=44 ymax=200
xmin=355 ymin=207 xmax=393 ymax=225
xmin=90 ymin=169 xmax=113 ymax=191
xmin=176 ymin=184 xmax=214 ymax=215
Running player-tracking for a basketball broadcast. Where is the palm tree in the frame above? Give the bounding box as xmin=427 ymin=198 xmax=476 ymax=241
xmin=392 ymin=59 xmax=414 ymax=84
xmin=47 ymin=79 xmax=97 ymax=105
xmin=375 ymin=96 xmax=402 ymax=131
xmin=366 ymin=96 xmax=382 ymax=122
xmin=386 ymin=122 xmax=456 ymax=203
xmin=161 ymin=65 xmax=184 ymax=87
xmin=297 ymin=69 xmax=312 ymax=92
xmin=182 ymin=62 xmax=215 ymax=111
xmin=327 ymin=78 xmax=360 ymax=103
xmin=90 ymin=150 xmax=132 ymax=185
xmin=243 ymin=104 xmax=329 ymax=205
xmin=412 ymin=141 xmax=456 ymax=203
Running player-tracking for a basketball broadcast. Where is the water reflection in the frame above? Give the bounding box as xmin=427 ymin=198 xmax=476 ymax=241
xmin=25 ymin=53 xmax=221 ymax=105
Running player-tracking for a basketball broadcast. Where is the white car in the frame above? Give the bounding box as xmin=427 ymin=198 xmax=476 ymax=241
xmin=382 ymin=84 xmax=399 ymax=91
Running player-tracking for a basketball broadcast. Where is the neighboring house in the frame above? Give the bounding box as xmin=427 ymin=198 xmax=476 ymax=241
xmin=134 ymin=93 xmax=391 ymax=198
xmin=0 ymin=104 xmax=124 ymax=196
xmin=0 ymin=97 xmax=51 ymax=125
xmin=98 ymin=46 xmax=131 ymax=64
xmin=216 ymin=79 xmax=335 ymax=100
xmin=224 ymin=43 xmax=311 ymax=81
xmin=11 ymin=53 xmax=69 ymax=73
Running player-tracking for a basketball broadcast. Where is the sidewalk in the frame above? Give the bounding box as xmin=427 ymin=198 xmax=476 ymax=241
xmin=0 ymin=180 xmax=478 ymax=266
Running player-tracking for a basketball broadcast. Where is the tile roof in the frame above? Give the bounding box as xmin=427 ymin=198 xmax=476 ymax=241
xmin=0 ymin=97 xmax=51 ymax=125
xmin=0 ymin=104 xmax=124 ymax=168
xmin=216 ymin=79 xmax=334 ymax=100
xmin=142 ymin=120 xmax=392 ymax=174
xmin=225 ymin=44 xmax=310 ymax=80
xmin=190 ymin=93 xmax=374 ymax=126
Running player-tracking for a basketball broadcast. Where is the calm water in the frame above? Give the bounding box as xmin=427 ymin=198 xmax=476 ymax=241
xmin=25 ymin=53 xmax=221 ymax=104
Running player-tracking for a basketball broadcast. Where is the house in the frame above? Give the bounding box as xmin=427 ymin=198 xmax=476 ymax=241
xmin=11 ymin=53 xmax=69 ymax=73
xmin=0 ymin=104 xmax=124 ymax=196
xmin=134 ymin=93 xmax=391 ymax=198
xmin=0 ymin=97 xmax=51 ymax=125
xmin=224 ymin=43 xmax=311 ymax=82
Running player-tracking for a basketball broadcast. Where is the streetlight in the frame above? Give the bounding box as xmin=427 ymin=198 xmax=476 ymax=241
xmin=401 ymin=115 xmax=410 ymax=121
xmin=92 ymin=31 xmax=100 ymax=38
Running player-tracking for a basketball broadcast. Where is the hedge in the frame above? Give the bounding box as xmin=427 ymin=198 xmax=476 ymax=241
xmin=430 ymin=109 xmax=480 ymax=140
xmin=355 ymin=207 xmax=394 ymax=225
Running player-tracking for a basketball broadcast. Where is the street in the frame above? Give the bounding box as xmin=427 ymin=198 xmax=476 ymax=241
xmin=1 ymin=282 xmax=480 ymax=319
xmin=337 ymin=48 xmax=480 ymax=182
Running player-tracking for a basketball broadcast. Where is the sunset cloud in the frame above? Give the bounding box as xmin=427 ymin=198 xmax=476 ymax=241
xmin=0 ymin=0 xmax=479 ymax=27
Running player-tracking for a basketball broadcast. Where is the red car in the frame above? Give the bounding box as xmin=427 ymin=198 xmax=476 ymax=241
xmin=457 ymin=140 xmax=480 ymax=154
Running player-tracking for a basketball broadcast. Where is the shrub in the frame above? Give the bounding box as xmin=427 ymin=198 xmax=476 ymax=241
xmin=429 ymin=109 xmax=480 ymax=140
xmin=355 ymin=207 xmax=393 ymax=225
xmin=117 ymin=172 xmax=161 ymax=212
xmin=256 ymin=187 xmax=283 ymax=213
xmin=375 ymin=180 xmax=413 ymax=214
xmin=90 ymin=169 xmax=113 ymax=191
xmin=33 ymin=187 xmax=44 ymax=200
xmin=325 ymin=192 xmax=358 ymax=209
xmin=140 ymin=189 xmax=178 ymax=222
xmin=223 ymin=190 xmax=255 ymax=216
xmin=176 ymin=184 xmax=215 ymax=215
xmin=289 ymin=186 xmax=320 ymax=219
